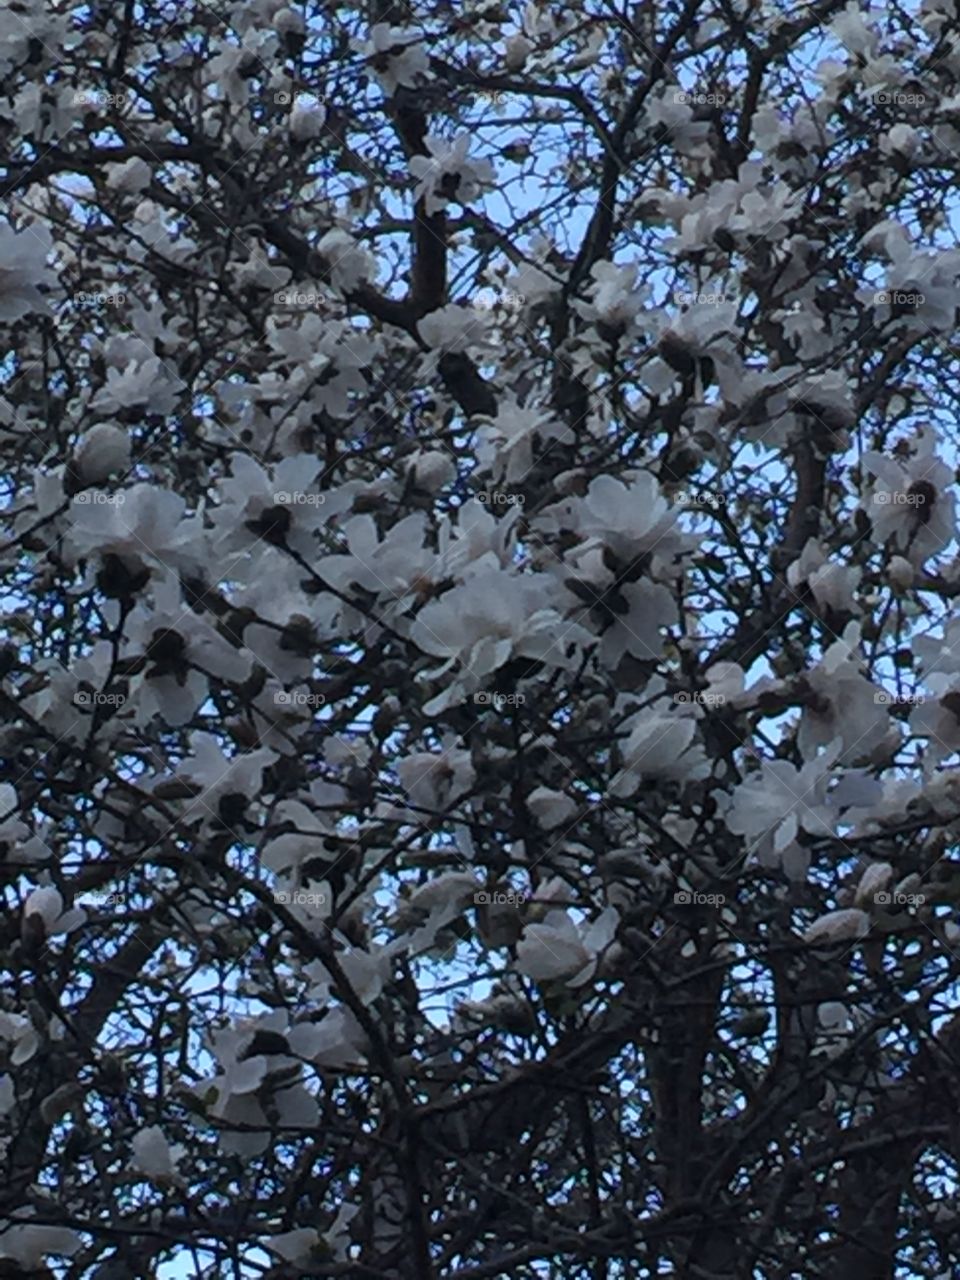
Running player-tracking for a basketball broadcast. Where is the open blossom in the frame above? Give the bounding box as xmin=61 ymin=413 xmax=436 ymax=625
xmin=860 ymin=426 xmax=955 ymax=565
xmin=0 ymin=218 xmax=57 ymax=321
xmin=474 ymin=400 xmax=573 ymax=484
xmin=90 ymin=354 xmax=183 ymax=414
xmin=787 ymin=538 xmax=860 ymax=614
xmin=359 ymin=24 xmax=429 ymax=95
xmin=516 ymin=907 xmax=619 ymax=986
xmin=796 ymin=625 xmax=893 ymax=764
xmin=409 ymin=134 xmax=495 ymax=215
xmin=22 ymin=886 xmax=85 ymax=941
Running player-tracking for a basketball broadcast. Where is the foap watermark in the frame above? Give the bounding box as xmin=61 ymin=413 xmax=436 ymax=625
xmin=674 ymin=691 xmax=726 ymax=707
xmin=274 ymin=889 xmax=327 ymax=907
xmin=473 ymin=287 xmax=525 ymax=312
xmin=73 ymin=89 xmax=131 ymax=108
xmin=475 ymin=890 xmax=529 ymax=906
xmin=674 ymin=290 xmax=731 ymax=306
xmin=674 ymin=90 xmax=726 ymax=106
xmin=872 ymin=90 xmax=925 ymax=105
xmin=674 ymin=890 xmax=725 ymax=905
xmin=274 ymin=491 xmax=325 ymax=506
xmin=873 ymin=490 xmax=926 ymax=507
xmin=874 ymin=691 xmax=924 ymax=705
xmin=874 ymin=890 xmax=925 ymax=907
xmin=474 ymin=691 xmax=525 ymax=708
xmin=75 ymin=491 xmax=125 ymax=505
xmin=274 ymin=691 xmax=326 ymax=707
xmin=74 ymin=690 xmax=126 ymax=708
xmin=274 ymin=289 xmax=323 ymax=311
xmin=75 ymin=290 xmax=125 ymax=307
xmin=76 ymin=891 xmax=126 ymax=908
xmin=275 ymin=90 xmax=325 ymax=107
xmin=676 ymin=490 xmax=726 ymax=509
xmin=874 ymin=290 xmax=925 ymax=307
xmin=477 ymin=492 xmax=524 ymax=506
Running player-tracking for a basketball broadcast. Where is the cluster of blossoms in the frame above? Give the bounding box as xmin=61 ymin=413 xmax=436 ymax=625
xmin=3 ymin=0 xmax=960 ymax=1274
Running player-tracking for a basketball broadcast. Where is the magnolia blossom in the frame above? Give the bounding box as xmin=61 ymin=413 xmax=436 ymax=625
xmin=611 ymin=709 xmax=710 ymax=797
xmin=22 ymin=886 xmax=85 ymax=940
xmin=66 ymin=483 xmax=204 ymax=579
xmin=409 ymin=134 xmax=495 ymax=215
xmin=105 ymin=156 xmax=152 ymax=193
xmin=210 ymin=452 xmax=329 ymax=559
xmin=725 ymin=742 xmax=842 ymax=873
xmin=573 ymin=260 xmax=644 ymax=331
xmin=316 ymin=227 xmax=373 ymax=292
xmin=410 ymin=565 xmax=592 ymax=712
xmin=860 ymin=427 xmax=955 ymax=565
xmin=803 ymin=907 xmax=871 ymax=946
xmin=474 ymin=400 xmax=574 ymax=484
xmin=122 ymin=575 xmax=254 ymax=726
xmin=516 ymin=906 xmax=619 ymax=986
xmin=360 ymin=24 xmax=430 ymax=96
xmin=796 ymin=626 xmax=893 ymax=764
xmin=203 ymin=1013 xmax=321 ymax=1157
xmin=73 ymin=422 xmax=131 ymax=484
xmin=0 ymin=218 xmax=57 ymax=321
xmin=130 ymin=1125 xmax=185 ymax=1183
xmin=90 ymin=355 xmax=183 ymax=415
xmin=787 ymin=538 xmax=860 ymax=614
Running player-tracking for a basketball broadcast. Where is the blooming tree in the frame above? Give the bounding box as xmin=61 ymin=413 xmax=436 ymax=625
xmin=4 ymin=0 xmax=960 ymax=1276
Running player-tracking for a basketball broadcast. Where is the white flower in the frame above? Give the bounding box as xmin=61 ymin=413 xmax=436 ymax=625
xmin=395 ymin=745 xmax=475 ymax=812
xmin=860 ymin=427 xmax=955 ymax=565
xmin=73 ymin=423 xmax=130 ymax=483
xmin=123 ymin=575 xmax=254 ymax=726
xmin=317 ymin=228 xmax=373 ymax=292
xmin=90 ymin=355 xmax=183 ymax=415
xmin=267 ymin=1229 xmax=320 ymax=1265
xmin=0 ymin=1012 xmax=41 ymax=1067
xmin=611 ymin=711 xmax=709 ymax=796
xmin=875 ymin=249 xmax=960 ymax=333
xmin=797 ymin=625 xmax=892 ymax=765
xmin=573 ymin=260 xmax=644 ymax=331
xmin=210 ymin=453 xmax=329 ymax=559
xmin=409 ymin=135 xmax=495 ymax=215
xmin=418 ymin=303 xmax=493 ymax=354
xmin=526 ymin=787 xmax=578 ymax=830
xmin=66 ymin=482 xmax=202 ymax=577
xmin=787 ymin=539 xmax=860 ymax=614
xmin=854 ymin=861 xmax=894 ymax=908
xmin=0 ymin=219 xmax=56 ymax=322
xmin=887 ymin=555 xmax=914 ymax=592
xmin=831 ymin=2 xmax=878 ymax=55
xmin=410 ymin=566 xmax=590 ymax=710
xmin=160 ymin=731 xmax=276 ymax=823
xmin=105 ymin=156 xmax=152 ymax=193
xmin=0 ymin=1223 xmax=82 ymax=1267
xmin=577 ymin=472 xmax=688 ymax=568
xmin=409 ymin=449 xmax=456 ymax=492
xmin=881 ymin=123 xmax=919 ymax=156
xmin=725 ymin=744 xmax=841 ymax=859
xmin=290 ymin=102 xmax=326 ymax=141
xmin=360 ymin=24 xmax=429 ymax=96
xmin=130 ymin=1125 xmax=185 ymax=1183
xmin=22 ymin=886 xmax=85 ymax=939
xmin=505 ymin=33 xmax=534 ymax=70
xmin=516 ymin=906 xmax=619 ymax=987
xmin=803 ymin=908 xmax=871 ymax=946
xmin=474 ymin=400 xmax=573 ymax=484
